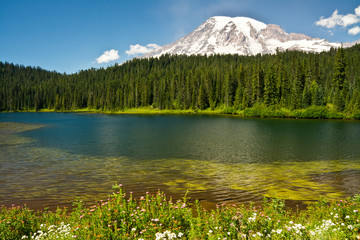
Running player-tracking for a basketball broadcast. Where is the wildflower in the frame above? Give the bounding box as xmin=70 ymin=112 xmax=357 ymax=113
xmin=354 ymin=210 xmax=358 ymax=213
xmin=209 ymin=230 xmax=213 ymax=234
xmin=247 ymin=212 xmax=257 ymax=222
xmin=345 ymin=215 xmax=350 ymax=219
xmin=132 ymin=228 xmax=136 ymax=231
xmin=178 ymin=232 xmax=184 ymax=237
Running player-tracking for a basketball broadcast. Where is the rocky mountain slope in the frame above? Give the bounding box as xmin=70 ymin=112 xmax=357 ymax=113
xmin=144 ymin=16 xmax=342 ymax=57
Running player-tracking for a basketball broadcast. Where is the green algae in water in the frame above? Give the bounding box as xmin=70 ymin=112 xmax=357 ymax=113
xmin=132 ymin=158 xmax=360 ymax=201
xmin=0 ymin=122 xmax=45 ymax=145
xmin=2 ymin=135 xmax=360 ymax=207
xmin=2 ymin=121 xmax=360 ymax=208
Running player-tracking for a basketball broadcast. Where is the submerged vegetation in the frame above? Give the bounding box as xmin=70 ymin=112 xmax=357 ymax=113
xmin=1 ymin=45 xmax=360 ymax=119
xmin=1 ymin=185 xmax=360 ymax=239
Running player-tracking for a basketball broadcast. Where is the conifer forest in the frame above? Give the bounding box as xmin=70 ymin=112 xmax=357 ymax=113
xmin=1 ymin=45 xmax=360 ymax=118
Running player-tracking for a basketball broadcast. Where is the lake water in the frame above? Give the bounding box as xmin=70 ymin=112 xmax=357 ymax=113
xmin=1 ymin=112 xmax=360 ymax=209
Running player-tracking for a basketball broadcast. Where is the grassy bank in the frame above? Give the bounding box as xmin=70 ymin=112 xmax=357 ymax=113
xmin=3 ymin=105 xmax=360 ymax=120
xmin=1 ymin=185 xmax=360 ymax=239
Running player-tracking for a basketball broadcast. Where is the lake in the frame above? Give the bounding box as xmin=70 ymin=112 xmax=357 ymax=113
xmin=1 ymin=112 xmax=360 ymax=209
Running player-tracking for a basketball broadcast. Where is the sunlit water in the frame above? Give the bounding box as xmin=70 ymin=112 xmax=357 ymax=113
xmin=1 ymin=112 xmax=360 ymax=209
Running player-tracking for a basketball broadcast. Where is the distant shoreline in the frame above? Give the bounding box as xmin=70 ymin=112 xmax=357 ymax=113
xmin=1 ymin=105 xmax=359 ymax=120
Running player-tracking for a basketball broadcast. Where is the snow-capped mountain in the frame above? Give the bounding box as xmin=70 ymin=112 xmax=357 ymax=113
xmin=144 ymin=16 xmax=341 ymax=57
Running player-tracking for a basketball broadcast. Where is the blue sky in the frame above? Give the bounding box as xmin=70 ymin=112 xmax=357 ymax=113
xmin=1 ymin=0 xmax=359 ymax=73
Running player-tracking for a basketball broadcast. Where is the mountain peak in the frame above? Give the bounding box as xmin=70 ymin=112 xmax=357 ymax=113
xmin=143 ymin=16 xmax=341 ymax=58
xmin=209 ymin=16 xmax=267 ymax=31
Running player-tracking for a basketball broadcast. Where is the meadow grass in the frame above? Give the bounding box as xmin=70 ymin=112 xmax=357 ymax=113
xmin=1 ymin=185 xmax=360 ymax=239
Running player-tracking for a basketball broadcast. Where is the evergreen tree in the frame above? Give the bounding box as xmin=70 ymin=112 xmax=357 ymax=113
xmin=1 ymin=44 xmax=360 ymax=115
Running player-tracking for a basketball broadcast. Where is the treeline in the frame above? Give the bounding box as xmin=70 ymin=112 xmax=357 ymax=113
xmin=1 ymin=45 xmax=360 ymax=116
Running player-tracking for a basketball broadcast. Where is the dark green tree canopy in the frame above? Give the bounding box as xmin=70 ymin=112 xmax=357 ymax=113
xmin=1 ymin=45 xmax=360 ymax=115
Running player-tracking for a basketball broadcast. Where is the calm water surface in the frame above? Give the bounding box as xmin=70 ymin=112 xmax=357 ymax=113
xmin=1 ymin=112 xmax=360 ymax=209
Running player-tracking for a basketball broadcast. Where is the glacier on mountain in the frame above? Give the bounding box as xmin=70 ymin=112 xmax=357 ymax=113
xmin=142 ymin=16 xmax=343 ymax=58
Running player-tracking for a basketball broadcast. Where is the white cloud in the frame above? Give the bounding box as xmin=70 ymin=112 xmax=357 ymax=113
xmin=125 ymin=44 xmax=160 ymax=56
xmin=349 ymin=26 xmax=360 ymax=35
xmin=96 ymin=49 xmax=120 ymax=63
xmin=316 ymin=10 xmax=342 ymax=28
xmin=315 ymin=6 xmax=360 ymax=28
xmin=342 ymin=14 xmax=359 ymax=27
xmin=356 ymin=6 xmax=360 ymax=16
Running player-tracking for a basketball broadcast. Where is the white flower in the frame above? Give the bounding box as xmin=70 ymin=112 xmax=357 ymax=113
xmin=209 ymin=230 xmax=213 ymax=234
xmin=167 ymin=232 xmax=176 ymax=239
xmin=132 ymin=228 xmax=136 ymax=231
xmin=345 ymin=215 xmax=350 ymax=219
xmin=178 ymin=232 xmax=184 ymax=237
xmin=155 ymin=232 xmax=165 ymax=239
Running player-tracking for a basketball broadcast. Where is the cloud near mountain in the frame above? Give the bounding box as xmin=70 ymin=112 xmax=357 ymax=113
xmin=125 ymin=44 xmax=160 ymax=56
xmin=315 ymin=5 xmax=360 ymax=35
xmin=96 ymin=49 xmax=120 ymax=64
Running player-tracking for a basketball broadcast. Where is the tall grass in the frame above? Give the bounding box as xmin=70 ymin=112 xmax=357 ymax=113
xmin=1 ymin=185 xmax=360 ymax=239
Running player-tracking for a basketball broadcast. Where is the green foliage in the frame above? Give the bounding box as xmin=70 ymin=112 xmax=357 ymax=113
xmin=2 ymin=186 xmax=360 ymax=239
xmin=295 ymin=106 xmax=329 ymax=119
xmin=242 ymin=104 xmax=291 ymax=118
xmin=1 ymin=45 xmax=360 ymax=118
xmin=351 ymin=110 xmax=360 ymax=120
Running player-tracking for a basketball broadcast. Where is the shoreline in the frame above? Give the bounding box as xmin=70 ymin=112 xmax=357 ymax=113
xmin=1 ymin=105 xmax=359 ymax=120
